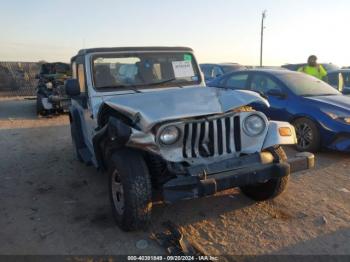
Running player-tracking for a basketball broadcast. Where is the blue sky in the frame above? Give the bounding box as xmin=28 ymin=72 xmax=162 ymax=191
xmin=0 ymin=0 xmax=349 ymax=66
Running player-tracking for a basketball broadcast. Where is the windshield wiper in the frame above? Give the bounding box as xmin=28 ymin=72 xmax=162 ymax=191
xmin=146 ymin=78 xmax=178 ymax=86
xmin=98 ymin=85 xmax=142 ymax=93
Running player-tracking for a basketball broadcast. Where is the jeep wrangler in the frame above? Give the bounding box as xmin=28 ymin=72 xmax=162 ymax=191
xmin=66 ymin=47 xmax=314 ymax=231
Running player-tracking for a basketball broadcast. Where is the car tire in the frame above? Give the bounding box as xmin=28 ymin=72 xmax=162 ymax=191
xmin=240 ymin=146 xmax=289 ymax=201
xmin=293 ymin=117 xmax=321 ymax=152
xmin=36 ymin=94 xmax=47 ymax=116
xmin=108 ymin=149 xmax=152 ymax=231
xmin=70 ymin=118 xmax=84 ymax=162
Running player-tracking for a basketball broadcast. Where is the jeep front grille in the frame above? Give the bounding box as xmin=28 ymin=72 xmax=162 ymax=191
xmin=182 ymin=115 xmax=241 ymax=158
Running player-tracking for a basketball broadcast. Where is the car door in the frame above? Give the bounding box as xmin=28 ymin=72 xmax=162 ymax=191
xmin=248 ymin=73 xmax=289 ymax=121
xmin=72 ymin=62 xmax=95 ymax=152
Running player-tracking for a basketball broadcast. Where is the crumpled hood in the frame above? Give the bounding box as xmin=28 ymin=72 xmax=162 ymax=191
xmin=103 ymin=86 xmax=269 ymax=131
xmin=304 ymin=95 xmax=350 ymax=113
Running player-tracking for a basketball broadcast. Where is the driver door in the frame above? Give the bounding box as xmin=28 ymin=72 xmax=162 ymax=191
xmin=75 ymin=63 xmax=95 ymax=152
xmin=249 ymin=73 xmax=289 ymax=121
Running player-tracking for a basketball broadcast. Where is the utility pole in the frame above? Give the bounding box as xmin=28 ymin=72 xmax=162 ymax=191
xmin=260 ymin=10 xmax=267 ymax=67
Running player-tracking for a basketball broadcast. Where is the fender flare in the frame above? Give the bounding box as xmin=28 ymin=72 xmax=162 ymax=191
xmin=92 ymin=116 xmax=132 ymax=170
xmin=69 ymin=107 xmax=86 ymax=150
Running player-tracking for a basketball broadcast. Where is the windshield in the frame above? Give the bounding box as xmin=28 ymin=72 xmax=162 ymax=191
xmin=280 ymin=72 xmax=341 ymax=96
xmin=92 ymin=52 xmax=201 ymax=90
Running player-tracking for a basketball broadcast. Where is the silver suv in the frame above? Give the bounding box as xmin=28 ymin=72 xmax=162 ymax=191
xmin=66 ymin=47 xmax=314 ymax=231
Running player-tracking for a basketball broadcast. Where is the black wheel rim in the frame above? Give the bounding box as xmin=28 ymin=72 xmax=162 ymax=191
xmin=111 ymin=169 xmax=125 ymax=215
xmin=295 ymin=122 xmax=313 ymax=149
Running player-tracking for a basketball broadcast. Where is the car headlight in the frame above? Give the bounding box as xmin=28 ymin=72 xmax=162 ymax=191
xmin=324 ymin=111 xmax=350 ymax=124
xmin=46 ymin=82 xmax=53 ymax=89
xmin=243 ymin=114 xmax=266 ymax=136
xmin=159 ymin=126 xmax=180 ymax=145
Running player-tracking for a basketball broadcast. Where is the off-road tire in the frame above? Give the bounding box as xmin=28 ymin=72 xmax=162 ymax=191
xmin=36 ymin=94 xmax=47 ymax=116
xmin=108 ymin=149 xmax=152 ymax=231
xmin=240 ymin=146 xmax=289 ymax=201
xmin=70 ymin=118 xmax=84 ymax=162
xmin=293 ymin=117 xmax=321 ymax=152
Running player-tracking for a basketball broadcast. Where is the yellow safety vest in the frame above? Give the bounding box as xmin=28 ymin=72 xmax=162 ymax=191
xmin=298 ymin=65 xmax=327 ymax=80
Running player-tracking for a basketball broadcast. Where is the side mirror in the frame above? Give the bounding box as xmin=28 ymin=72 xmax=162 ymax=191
xmin=65 ymin=79 xmax=80 ymax=96
xmin=267 ymin=89 xmax=286 ymax=98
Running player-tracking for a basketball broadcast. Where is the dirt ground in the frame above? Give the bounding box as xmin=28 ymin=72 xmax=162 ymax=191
xmin=0 ymin=99 xmax=349 ymax=256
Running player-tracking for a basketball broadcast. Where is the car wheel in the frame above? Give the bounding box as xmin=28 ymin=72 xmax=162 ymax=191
xmin=293 ymin=117 xmax=320 ymax=152
xmin=108 ymin=149 xmax=152 ymax=231
xmin=240 ymin=146 xmax=289 ymax=201
xmin=36 ymin=94 xmax=47 ymax=116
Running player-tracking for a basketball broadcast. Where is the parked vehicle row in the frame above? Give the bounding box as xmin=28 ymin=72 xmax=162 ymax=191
xmin=62 ymin=46 xmax=314 ymax=231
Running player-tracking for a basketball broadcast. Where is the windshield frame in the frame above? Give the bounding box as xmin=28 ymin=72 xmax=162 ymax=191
xmin=89 ymin=51 xmax=202 ymax=92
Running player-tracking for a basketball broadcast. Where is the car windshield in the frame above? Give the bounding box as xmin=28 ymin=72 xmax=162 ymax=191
xmin=280 ymin=72 xmax=341 ymax=96
xmin=92 ymin=52 xmax=200 ymax=90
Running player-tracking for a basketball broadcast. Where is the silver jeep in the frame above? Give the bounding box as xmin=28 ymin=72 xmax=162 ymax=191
xmin=65 ymin=47 xmax=314 ymax=231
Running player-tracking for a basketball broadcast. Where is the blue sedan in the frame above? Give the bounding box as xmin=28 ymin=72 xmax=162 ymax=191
xmin=208 ymin=69 xmax=350 ymax=152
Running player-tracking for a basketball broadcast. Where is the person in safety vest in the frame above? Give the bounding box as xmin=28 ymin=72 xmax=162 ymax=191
xmin=298 ymin=55 xmax=327 ymax=80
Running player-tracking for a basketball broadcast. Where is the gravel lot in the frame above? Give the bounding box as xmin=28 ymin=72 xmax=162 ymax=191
xmin=0 ymin=99 xmax=349 ymax=256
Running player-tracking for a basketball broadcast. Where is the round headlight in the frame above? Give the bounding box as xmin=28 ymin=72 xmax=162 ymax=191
xmin=159 ymin=126 xmax=180 ymax=145
xmin=243 ymin=114 xmax=266 ymax=136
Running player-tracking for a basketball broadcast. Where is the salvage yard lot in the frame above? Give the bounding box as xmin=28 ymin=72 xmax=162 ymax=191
xmin=0 ymin=98 xmax=349 ymax=256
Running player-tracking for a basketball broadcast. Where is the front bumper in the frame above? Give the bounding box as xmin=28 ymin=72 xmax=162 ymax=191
xmin=328 ymin=133 xmax=350 ymax=152
xmin=163 ymin=152 xmax=314 ymax=203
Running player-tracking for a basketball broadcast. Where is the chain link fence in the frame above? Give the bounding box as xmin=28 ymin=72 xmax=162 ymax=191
xmin=0 ymin=62 xmax=40 ymax=97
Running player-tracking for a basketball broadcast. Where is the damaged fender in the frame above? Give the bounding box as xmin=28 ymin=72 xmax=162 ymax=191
xmin=92 ymin=116 xmax=132 ymax=169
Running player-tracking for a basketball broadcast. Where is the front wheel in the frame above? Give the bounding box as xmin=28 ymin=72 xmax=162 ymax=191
xmin=240 ymin=146 xmax=289 ymax=201
xmin=36 ymin=93 xmax=47 ymax=116
xmin=293 ymin=117 xmax=321 ymax=152
xmin=108 ymin=149 xmax=152 ymax=231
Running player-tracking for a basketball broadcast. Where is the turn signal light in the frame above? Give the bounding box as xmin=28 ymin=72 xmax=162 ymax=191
xmin=279 ymin=127 xmax=292 ymax=136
